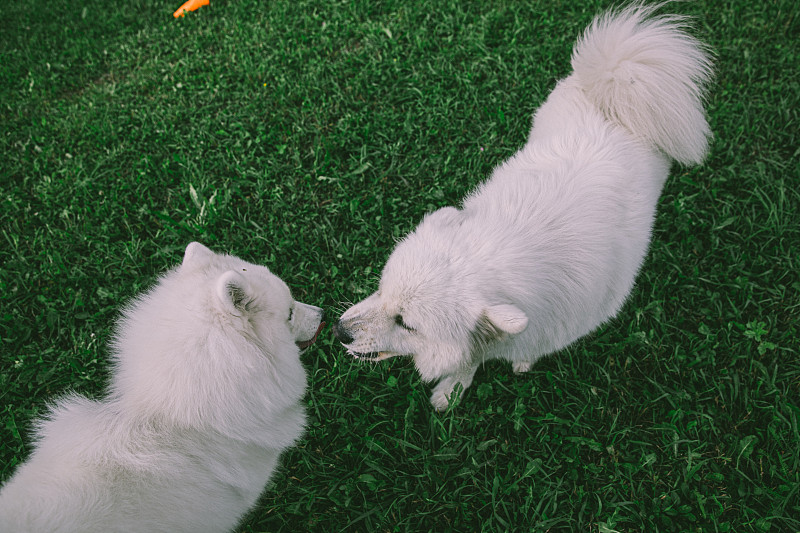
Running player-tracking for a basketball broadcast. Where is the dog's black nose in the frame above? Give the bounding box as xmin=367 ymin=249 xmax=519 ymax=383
xmin=332 ymin=321 xmax=354 ymax=345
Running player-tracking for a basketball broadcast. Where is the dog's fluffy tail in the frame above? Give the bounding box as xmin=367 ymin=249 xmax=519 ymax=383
xmin=572 ymin=3 xmax=713 ymax=165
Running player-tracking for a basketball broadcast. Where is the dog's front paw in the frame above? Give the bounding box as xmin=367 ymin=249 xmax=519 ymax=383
xmin=430 ymin=378 xmax=463 ymax=412
xmin=512 ymin=361 xmax=532 ymax=374
xmin=430 ymin=387 xmax=459 ymax=412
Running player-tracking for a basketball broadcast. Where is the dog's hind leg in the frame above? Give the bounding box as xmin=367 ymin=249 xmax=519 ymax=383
xmin=430 ymin=365 xmax=478 ymax=411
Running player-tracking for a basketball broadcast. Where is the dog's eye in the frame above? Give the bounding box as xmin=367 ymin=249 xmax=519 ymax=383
xmin=395 ymin=314 xmax=415 ymax=332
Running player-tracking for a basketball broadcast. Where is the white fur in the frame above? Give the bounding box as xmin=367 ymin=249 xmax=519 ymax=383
xmin=335 ymin=3 xmax=712 ymax=410
xmin=0 ymin=242 xmax=323 ymax=532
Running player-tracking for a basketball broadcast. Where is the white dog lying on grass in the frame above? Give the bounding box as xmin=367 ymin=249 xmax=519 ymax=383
xmin=334 ymin=3 xmax=712 ymax=410
xmin=0 ymin=243 xmax=324 ymax=533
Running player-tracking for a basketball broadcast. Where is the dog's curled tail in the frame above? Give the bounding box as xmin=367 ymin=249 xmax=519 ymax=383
xmin=572 ymin=3 xmax=713 ymax=165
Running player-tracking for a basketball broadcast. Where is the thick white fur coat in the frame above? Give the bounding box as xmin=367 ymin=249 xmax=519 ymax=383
xmin=0 ymin=243 xmax=322 ymax=532
xmin=336 ymin=3 xmax=712 ymax=410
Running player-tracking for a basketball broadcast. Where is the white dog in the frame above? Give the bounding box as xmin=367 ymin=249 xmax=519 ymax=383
xmin=0 ymin=243 xmax=324 ymax=533
xmin=334 ymin=3 xmax=712 ymax=411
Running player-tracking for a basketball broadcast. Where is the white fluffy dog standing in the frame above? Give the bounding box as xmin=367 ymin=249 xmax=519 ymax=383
xmin=0 ymin=243 xmax=324 ymax=533
xmin=334 ymin=4 xmax=712 ymax=411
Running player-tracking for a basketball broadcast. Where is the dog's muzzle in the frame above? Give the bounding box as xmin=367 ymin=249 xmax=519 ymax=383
xmin=296 ymin=321 xmax=325 ymax=350
xmin=332 ymin=320 xmax=354 ymax=345
xmin=333 ymin=320 xmax=406 ymax=361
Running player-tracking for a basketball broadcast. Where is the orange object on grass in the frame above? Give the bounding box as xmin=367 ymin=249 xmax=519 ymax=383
xmin=173 ymin=0 xmax=209 ymax=18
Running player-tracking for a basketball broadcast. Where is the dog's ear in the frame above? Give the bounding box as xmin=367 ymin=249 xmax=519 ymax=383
xmin=183 ymin=242 xmax=214 ymax=267
xmin=215 ymin=270 xmax=251 ymax=316
xmin=471 ymin=304 xmax=528 ymax=352
xmin=482 ymin=304 xmax=528 ymax=336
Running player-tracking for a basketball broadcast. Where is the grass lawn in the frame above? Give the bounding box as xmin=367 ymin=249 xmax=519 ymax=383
xmin=1 ymin=0 xmax=798 ymax=531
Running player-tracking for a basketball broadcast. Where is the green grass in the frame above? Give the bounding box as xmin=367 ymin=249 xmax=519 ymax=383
xmin=1 ymin=0 xmax=798 ymax=531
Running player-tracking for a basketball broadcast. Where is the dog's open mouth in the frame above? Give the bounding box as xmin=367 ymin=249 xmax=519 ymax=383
xmin=296 ymin=322 xmax=325 ymax=351
xmin=352 ymin=350 xmax=404 ymax=362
